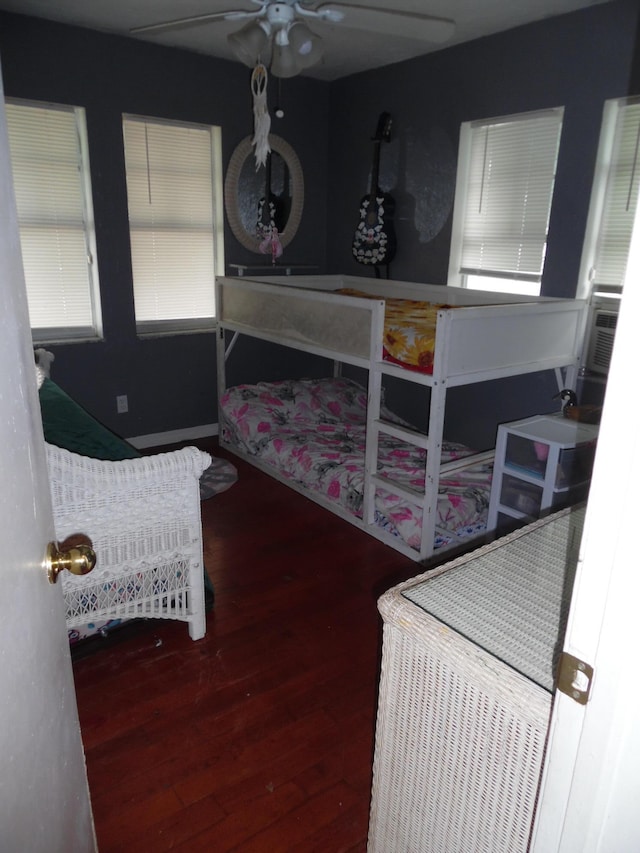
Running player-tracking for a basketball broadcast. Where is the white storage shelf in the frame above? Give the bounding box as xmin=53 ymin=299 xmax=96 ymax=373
xmin=368 ymin=505 xmax=585 ymax=853
xmin=487 ymin=414 xmax=598 ymax=532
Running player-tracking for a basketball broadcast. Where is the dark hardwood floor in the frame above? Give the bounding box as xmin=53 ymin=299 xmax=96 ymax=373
xmin=71 ymin=440 xmax=423 ymax=852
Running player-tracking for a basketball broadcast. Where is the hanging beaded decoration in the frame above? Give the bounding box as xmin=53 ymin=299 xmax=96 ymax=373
xmin=251 ymin=63 xmax=271 ymax=170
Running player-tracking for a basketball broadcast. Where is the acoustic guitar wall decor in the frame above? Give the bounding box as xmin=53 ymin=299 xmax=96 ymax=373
xmin=257 ymin=151 xmax=287 ymax=237
xmin=256 ymin=151 xmax=287 ymax=261
xmin=352 ymin=112 xmax=396 ymax=267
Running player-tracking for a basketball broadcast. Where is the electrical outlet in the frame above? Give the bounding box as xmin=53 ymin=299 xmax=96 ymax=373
xmin=116 ymin=394 xmax=128 ymax=414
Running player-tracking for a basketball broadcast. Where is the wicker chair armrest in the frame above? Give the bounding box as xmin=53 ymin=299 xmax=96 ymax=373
xmin=47 ymin=444 xmax=212 ymax=641
xmin=46 ymin=443 xmax=211 ymax=482
xmin=46 ymin=444 xmax=211 ymax=536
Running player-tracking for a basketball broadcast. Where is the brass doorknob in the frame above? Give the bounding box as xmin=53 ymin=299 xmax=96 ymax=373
xmin=46 ymin=541 xmax=96 ymax=585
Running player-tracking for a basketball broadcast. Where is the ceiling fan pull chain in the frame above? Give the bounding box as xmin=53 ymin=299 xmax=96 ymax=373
xmin=251 ymin=63 xmax=271 ymax=169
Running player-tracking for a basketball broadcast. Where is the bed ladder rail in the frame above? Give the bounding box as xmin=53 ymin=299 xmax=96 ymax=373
xmin=373 ymin=418 xmax=431 ymax=450
xmin=370 ymin=473 xmax=426 ymax=508
xmin=440 ymin=449 xmax=495 ymax=475
xmin=367 ymin=420 xmax=494 ymax=558
xmin=368 ymin=418 xmax=430 ymax=513
xmin=370 ymin=450 xmax=494 ymax=510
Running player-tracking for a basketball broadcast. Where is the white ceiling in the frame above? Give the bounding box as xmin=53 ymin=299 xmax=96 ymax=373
xmin=0 ymin=0 xmax=613 ymax=80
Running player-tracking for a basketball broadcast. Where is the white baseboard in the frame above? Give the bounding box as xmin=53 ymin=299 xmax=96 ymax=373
xmin=127 ymin=422 xmax=218 ymax=450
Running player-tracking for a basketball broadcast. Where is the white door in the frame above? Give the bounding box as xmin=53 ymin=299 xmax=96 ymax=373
xmin=0 ymin=70 xmax=96 ymax=850
xmin=531 ymin=152 xmax=640 ymax=847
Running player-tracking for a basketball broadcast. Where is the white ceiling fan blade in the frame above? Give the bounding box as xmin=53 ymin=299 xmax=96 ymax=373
xmin=130 ymin=9 xmax=259 ymax=36
xmin=317 ymin=4 xmax=455 ymax=43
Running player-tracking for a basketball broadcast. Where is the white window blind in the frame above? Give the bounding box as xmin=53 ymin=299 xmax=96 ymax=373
xmin=123 ymin=116 xmax=222 ymax=333
xmin=590 ymin=100 xmax=640 ymax=292
xmin=5 ymin=100 xmax=100 ymax=340
xmin=451 ymin=108 xmax=564 ymax=290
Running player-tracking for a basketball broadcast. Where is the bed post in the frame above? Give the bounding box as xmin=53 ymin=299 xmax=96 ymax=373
xmin=420 ymin=309 xmax=451 ymax=560
xmin=362 ymin=299 xmax=386 ymax=529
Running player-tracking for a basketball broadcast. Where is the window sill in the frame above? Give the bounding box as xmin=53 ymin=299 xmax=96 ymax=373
xmin=136 ymin=322 xmax=217 ymax=340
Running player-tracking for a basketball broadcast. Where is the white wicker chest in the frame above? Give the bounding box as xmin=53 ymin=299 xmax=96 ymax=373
xmin=368 ymin=505 xmax=585 ymax=853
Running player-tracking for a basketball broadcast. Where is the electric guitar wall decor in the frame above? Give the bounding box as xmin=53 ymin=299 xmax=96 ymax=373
xmin=352 ymin=112 xmax=396 ymax=268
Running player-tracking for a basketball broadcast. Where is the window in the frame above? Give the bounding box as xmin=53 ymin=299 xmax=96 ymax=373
xmin=577 ymin=97 xmax=640 ymax=301
xmin=448 ymin=108 xmax=564 ymax=296
xmin=6 ymin=99 xmax=101 ymax=342
xmin=122 ymin=115 xmax=224 ymax=334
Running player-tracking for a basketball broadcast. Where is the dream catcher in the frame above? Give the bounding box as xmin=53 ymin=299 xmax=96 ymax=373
xmin=251 ymin=63 xmax=271 ymax=169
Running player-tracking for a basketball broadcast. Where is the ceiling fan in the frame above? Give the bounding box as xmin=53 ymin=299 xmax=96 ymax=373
xmin=130 ymin=1 xmax=456 ymax=78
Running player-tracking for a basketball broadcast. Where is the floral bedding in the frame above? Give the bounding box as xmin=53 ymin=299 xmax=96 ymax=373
xmin=337 ymin=288 xmax=459 ymax=374
xmin=220 ymin=377 xmax=492 ymax=551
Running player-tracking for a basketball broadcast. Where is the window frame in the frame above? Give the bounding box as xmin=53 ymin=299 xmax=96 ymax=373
xmin=6 ymin=97 xmax=102 ymax=344
xmin=447 ymin=107 xmax=564 ymax=297
xmin=122 ymin=114 xmax=225 ymax=337
xmin=576 ymin=96 xmax=640 ymax=303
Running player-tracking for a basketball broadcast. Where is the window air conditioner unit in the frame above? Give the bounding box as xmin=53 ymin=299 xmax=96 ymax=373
xmin=586 ymin=308 xmax=618 ymax=375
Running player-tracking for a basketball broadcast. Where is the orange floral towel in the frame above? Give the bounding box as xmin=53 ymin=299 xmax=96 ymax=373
xmin=337 ymin=288 xmax=456 ymax=373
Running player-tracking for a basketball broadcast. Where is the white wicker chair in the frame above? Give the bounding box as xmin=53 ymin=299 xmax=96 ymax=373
xmin=46 ymin=443 xmax=211 ymax=641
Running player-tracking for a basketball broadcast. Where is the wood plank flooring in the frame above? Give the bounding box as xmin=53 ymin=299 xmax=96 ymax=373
xmin=72 ymin=441 xmax=422 ymax=852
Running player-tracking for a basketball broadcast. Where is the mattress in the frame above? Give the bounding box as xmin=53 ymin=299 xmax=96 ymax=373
xmin=220 ymin=377 xmax=493 ymax=551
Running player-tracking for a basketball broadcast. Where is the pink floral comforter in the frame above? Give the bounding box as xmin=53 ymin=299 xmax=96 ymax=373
xmin=220 ymin=378 xmax=492 ymax=551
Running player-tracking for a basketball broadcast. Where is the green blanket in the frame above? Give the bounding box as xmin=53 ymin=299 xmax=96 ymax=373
xmin=38 ymin=377 xmax=140 ymax=461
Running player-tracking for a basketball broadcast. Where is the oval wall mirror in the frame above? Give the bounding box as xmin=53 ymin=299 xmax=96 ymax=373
xmin=224 ymin=134 xmax=304 ymax=253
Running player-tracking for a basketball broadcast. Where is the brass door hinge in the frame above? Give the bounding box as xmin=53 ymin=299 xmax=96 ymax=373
xmin=556 ymin=652 xmax=593 ymax=705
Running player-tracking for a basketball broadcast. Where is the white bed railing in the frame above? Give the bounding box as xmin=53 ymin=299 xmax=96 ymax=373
xmin=215 ymin=274 xmax=586 ymax=562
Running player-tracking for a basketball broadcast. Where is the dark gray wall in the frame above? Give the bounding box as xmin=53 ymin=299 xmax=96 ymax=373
xmin=1 ymin=2 xmax=638 ymax=446
xmin=0 ymin=11 xmax=330 ymax=438
xmin=326 ymin=0 xmax=639 ymax=446
xmin=327 ymin=0 xmax=639 ymax=292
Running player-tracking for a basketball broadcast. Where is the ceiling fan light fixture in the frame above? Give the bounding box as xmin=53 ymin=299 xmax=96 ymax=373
xmin=133 ymin=3 xmax=456 ymax=78
xmin=227 ymin=20 xmax=270 ymax=67
xmin=288 ymin=22 xmax=323 ymax=68
xmin=270 ymin=43 xmax=299 ymax=78
xmin=274 ymin=26 xmax=290 ymax=48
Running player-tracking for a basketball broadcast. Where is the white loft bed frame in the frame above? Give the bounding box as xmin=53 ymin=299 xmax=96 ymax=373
xmin=215 ymin=274 xmax=586 ymax=562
